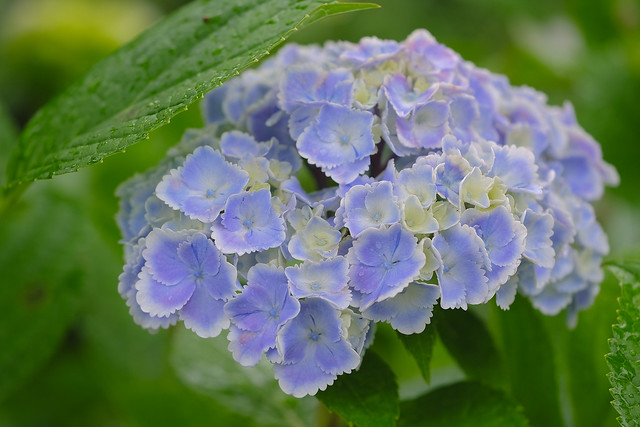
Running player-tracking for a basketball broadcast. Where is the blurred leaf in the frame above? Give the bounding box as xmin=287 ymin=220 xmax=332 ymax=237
xmin=544 ymin=270 xmax=619 ymax=426
xmin=5 ymin=0 xmax=377 ymax=190
xmin=396 ymin=325 xmax=437 ymax=384
xmin=317 ymin=351 xmax=399 ymax=427
xmin=606 ymin=263 xmax=640 ymax=426
xmin=496 ymin=296 xmax=563 ymax=426
xmin=434 ymin=307 xmax=505 ymax=387
xmin=170 ymin=327 xmax=315 ymax=427
xmin=0 ymin=182 xmax=88 ymax=401
xmin=398 ymin=381 xmax=528 ymax=427
xmin=0 ymin=101 xmax=17 ymax=187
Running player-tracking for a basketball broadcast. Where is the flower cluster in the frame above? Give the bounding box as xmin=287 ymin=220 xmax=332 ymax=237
xmin=116 ymin=30 xmax=618 ymax=396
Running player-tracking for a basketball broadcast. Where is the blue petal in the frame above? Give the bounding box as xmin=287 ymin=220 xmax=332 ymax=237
xmin=135 ymin=267 xmax=196 ymax=317
xmin=363 ymin=282 xmax=440 ymax=334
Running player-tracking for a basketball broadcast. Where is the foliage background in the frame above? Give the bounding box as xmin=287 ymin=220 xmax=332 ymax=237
xmin=0 ymin=0 xmax=638 ymax=425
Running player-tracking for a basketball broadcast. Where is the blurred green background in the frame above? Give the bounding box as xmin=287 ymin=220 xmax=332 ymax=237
xmin=0 ymin=0 xmax=638 ymax=425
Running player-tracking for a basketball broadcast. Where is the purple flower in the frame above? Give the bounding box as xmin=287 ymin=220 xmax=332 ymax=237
xmin=225 ymin=264 xmax=300 ymax=366
xmin=273 ymin=298 xmax=360 ymax=397
xmin=347 ymin=223 xmax=426 ymax=310
xmin=211 ymin=189 xmax=286 ymax=255
xmin=156 ymin=146 xmax=249 ymax=223
xmin=136 ymin=229 xmax=238 ymax=337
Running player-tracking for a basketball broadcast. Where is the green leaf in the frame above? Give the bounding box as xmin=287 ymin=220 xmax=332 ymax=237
xmin=434 ymin=307 xmax=505 ymax=387
xmin=317 ymin=351 xmax=399 ymax=427
xmin=396 ymin=325 xmax=437 ymax=384
xmin=398 ymin=381 xmax=528 ymax=427
xmin=5 ymin=0 xmax=378 ymax=190
xmin=543 ymin=269 xmax=619 ymax=426
xmin=606 ymin=263 xmax=640 ymax=426
xmin=495 ymin=296 xmax=564 ymax=426
xmin=170 ymin=327 xmax=316 ymax=427
xmin=0 ymin=181 xmax=88 ymax=401
xmin=0 ymin=101 xmax=17 ymax=188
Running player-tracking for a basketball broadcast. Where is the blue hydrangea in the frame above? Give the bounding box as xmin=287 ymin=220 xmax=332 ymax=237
xmin=225 ymin=264 xmax=300 ymax=366
xmin=347 ymin=224 xmax=426 ymax=310
xmin=273 ymin=298 xmax=360 ymax=397
xmin=156 ymin=146 xmax=249 ymax=223
xmin=211 ymin=188 xmax=286 ymax=255
xmin=136 ymin=229 xmax=238 ymax=337
xmin=115 ymin=29 xmax=618 ymax=398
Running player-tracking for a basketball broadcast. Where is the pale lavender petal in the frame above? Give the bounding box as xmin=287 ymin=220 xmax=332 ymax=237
xmin=297 ymin=104 xmax=374 ymax=168
xmin=135 ymin=267 xmax=195 ymax=317
xmin=433 ymin=224 xmax=489 ymax=309
xmin=521 ymin=209 xmax=555 ymax=268
xmin=179 ymin=284 xmax=229 ymax=338
xmin=363 ymin=282 xmax=440 ymax=334
xmin=285 ymin=257 xmax=351 ymax=309
xmin=142 ymin=228 xmax=191 ymax=285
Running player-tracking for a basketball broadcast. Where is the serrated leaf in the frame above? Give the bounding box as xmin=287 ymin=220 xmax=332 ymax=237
xmin=606 ymin=263 xmax=640 ymax=426
xmin=0 ymin=182 xmax=88 ymax=401
xmin=496 ymin=296 xmax=563 ymax=426
xmin=317 ymin=351 xmax=399 ymax=427
xmin=398 ymin=381 xmax=528 ymax=427
xmin=5 ymin=0 xmax=378 ymax=190
xmin=397 ymin=325 xmax=437 ymax=384
xmin=170 ymin=327 xmax=316 ymax=427
xmin=434 ymin=307 xmax=505 ymax=388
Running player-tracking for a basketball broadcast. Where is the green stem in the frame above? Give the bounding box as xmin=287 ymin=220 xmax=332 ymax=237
xmin=0 ymin=182 xmax=29 ymax=217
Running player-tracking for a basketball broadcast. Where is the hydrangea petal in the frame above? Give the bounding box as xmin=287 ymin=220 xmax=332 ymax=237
xmin=363 ymin=282 xmax=440 ymax=334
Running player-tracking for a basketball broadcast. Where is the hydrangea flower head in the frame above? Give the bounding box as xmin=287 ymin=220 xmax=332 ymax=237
xmin=116 ymin=29 xmax=618 ymax=397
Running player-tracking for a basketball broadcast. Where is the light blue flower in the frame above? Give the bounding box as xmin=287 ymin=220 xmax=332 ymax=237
xmin=347 ymin=223 xmax=426 ymax=310
xmin=273 ymin=298 xmax=360 ymax=397
xmin=136 ymin=229 xmax=238 ymax=337
xmin=382 ymin=73 xmax=437 ymax=118
xmin=156 ymin=145 xmax=249 ymax=223
xmin=362 ymin=282 xmax=440 ymax=334
xmin=118 ymin=239 xmax=178 ymax=330
xmin=278 ymin=67 xmax=353 ymax=112
xmin=432 ymin=223 xmax=490 ymax=309
xmin=397 ymin=100 xmax=450 ymax=150
xmin=297 ymin=104 xmax=375 ymax=169
xmin=343 ymin=181 xmax=401 ymax=237
xmin=225 ymin=264 xmax=300 ymax=366
xmin=211 ymin=188 xmax=286 ymax=255
xmin=285 ymin=257 xmax=351 ymax=309
xmin=461 ymin=206 xmax=526 ymax=295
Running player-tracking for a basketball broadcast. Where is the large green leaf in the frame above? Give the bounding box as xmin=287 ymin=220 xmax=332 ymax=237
xmin=434 ymin=307 xmax=505 ymax=388
xmin=397 ymin=325 xmax=437 ymax=384
xmin=4 ymin=0 xmax=378 ymax=190
xmin=606 ymin=263 xmax=640 ymax=426
xmin=0 ymin=180 xmax=89 ymax=401
xmin=170 ymin=328 xmax=316 ymax=427
xmin=496 ymin=296 xmax=564 ymax=426
xmin=317 ymin=351 xmax=399 ymax=427
xmin=398 ymin=381 xmax=528 ymax=427
xmin=544 ymin=270 xmax=619 ymax=426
